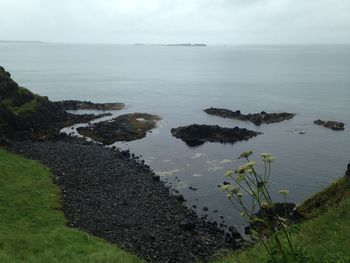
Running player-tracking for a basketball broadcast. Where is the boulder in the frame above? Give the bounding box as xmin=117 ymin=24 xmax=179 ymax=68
xmin=171 ymin=124 xmax=261 ymax=146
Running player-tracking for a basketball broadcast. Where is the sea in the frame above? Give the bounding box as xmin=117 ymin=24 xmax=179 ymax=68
xmin=1 ymin=43 xmax=350 ymax=232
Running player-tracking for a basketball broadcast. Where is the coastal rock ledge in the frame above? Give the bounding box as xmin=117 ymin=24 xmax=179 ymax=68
xmin=171 ymin=124 xmax=261 ymax=146
xmin=53 ymin=100 xmax=125 ymax=111
xmin=78 ymin=113 xmax=161 ymax=144
xmin=204 ymin=107 xmax=295 ymax=125
xmin=314 ymin=119 xmax=345 ymax=131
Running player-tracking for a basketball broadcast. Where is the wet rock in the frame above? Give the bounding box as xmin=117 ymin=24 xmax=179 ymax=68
xmin=314 ymin=119 xmax=345 ymax=131
xmin=179 ymin=218 xmax=196 ymax=231
xmin=189 ymin=186 xmax=198 ymax=191
xmin=171 ymin=124 xmax=261 ymax=147
xmin=204 ymin=107 xmax=295 ymax=125
xmin=53 ymin=100 xmax=125 ymax=111
xmin=78 ymin=113 xmax=161 ymax=144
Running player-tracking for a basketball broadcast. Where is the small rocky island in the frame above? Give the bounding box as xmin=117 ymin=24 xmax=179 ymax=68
xmin=314 ymin=119 xmax=345 ymax=130
xmin=53 ymin=100 xmax=125 ymax=111
xmin=77 ymin=113 xmax=161 ymax=144
xmin=171 ymin=124 xmax=261 ymax=146
xmin=204 ymin=107 xmax=295 ymax=125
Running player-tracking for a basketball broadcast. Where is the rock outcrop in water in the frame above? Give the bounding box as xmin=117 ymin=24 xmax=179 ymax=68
xmin=314 ymin=119 xmax=345 ymax=131
xmin=0 ymin=66 xmax=109 ymax=143
xmin=77 ymin=113 xmax=161 ymax=144
xmin=53 ymin=100 xmax=125 ymax=111
xmin=171 ymin=124 xmax=261 ymax=146
xmin=204 ymin=107 xmax=295 ymax=125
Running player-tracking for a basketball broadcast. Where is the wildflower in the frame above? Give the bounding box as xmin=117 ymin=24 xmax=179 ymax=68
xmin=236 ymin=173 xmax=245 ymax=182
xmin=246 ymin=161 xmax=257 ymax=168
xmin=231 ymin=187 xmax=239 ymax=194
xmin=221 ymin=185 xmax=230 ymax=191
xmin=261 ymin=153 xmax=276 ymax=163
xmin=260 ymin=153 xmax=271 ymax=159
xmin=224 ymin=170 xmax=233 ymax=177
xmin=226 ymin=193 xmax=232 ymax=199
xmin=261 ymin=202 xmax=271 ymax=209
xmin=235 ymin=165 xmax=247 ymax=174
xmin=237 ymin=192 xmax=243 ymax=198
xmin=239 ymin=150 xmax=253 ymax=159
xmin=279 ymin=189 xmax=289 ymax=196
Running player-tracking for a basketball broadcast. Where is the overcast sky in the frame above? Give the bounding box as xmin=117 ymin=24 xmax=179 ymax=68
xmin=0 ymin=0 xmax=349 ymax=45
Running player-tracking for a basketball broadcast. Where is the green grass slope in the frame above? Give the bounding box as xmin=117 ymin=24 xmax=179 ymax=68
xmin=0 ymin=148 xmax=142 ymax=263
xmin=215 ymin=177 xmax=350 ymax=263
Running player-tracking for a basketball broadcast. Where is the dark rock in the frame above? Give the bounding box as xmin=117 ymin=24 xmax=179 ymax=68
xmin=189 ymin=186 xmax=198 ymax=191
xmin=314 ymin=119 xmax=345 ymax=131
xmin=152 ymin=175 xmax=160 ymax=182
xmin=171 ymin=124 xmax=261 ymax=147
xmin=204 ymin=107 xmax=295 ymax=125
xmin=179 ymin=218 xmax=196 ymax=231
xmin=53 ymin=100 xmax=125 ymax=111
xmin=78 ymin=113 xmax=161 ymax=144
xmin=203 ymin=207 xmax=209 ymax=211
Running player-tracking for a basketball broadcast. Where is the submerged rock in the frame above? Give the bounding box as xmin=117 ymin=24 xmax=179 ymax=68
xmin=53 ymin=100 xmax=125 ymax=111
xmin=314 ymin=119 xmax=345 ymax=131
xmin=78 ymin=113 xmax=161 ymax=144
xmin=204 ymin=107 xmax=295 ymax=125
xmin=171 ymin=124 xmax=261 ymax=146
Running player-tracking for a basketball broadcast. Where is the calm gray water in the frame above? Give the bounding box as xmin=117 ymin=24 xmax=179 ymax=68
xmin=1 ymin=43 xmax=350 ymax=232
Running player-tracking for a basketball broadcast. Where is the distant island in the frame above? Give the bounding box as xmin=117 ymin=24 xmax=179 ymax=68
xmin=135 ymin=43 xmax=207 ymax=47
xmin=0 ymin=40 xmax=44 ymax=44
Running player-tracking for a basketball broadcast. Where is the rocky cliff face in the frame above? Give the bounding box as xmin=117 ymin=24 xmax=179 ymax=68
xmin=0 ymin=66 xmax=104 ymax=142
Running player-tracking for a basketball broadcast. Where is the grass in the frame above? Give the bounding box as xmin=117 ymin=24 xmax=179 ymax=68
xmin=0 ymin=96 xmax=41 ymax=116
xmin=0 ymin=148 xmax=142 ymax=263
xmin=214 ymin=177 xmax=350 ymax=263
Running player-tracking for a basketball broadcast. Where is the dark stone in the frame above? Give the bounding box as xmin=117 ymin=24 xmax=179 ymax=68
xmin=152 ymin=175 xmax=160 ymax=182
xmin=204 ymin=107 xmax=295 ymax=125
xmin=189 ymin=186 xmax=198 ymax=191
xmin=203 ymin=207 xmax=209 ymax=211
xmin=179 ymin=218 xmax=196 ymax=231
xmin=314 ymin=119 xmax=345 ymax=131
xmin=77 ymin=113 xmax=161 ymax=144
xmin=171 ymin=124 xmax=261 ymax=147
xmin=53 ymin=100 xmax=125 ymax=111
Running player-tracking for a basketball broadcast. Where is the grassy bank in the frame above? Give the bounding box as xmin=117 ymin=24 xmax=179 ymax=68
xmin=215 ymin=177 xmax=350 ymax=263
xmin=0 ymin=148 xmax=142 ymax=263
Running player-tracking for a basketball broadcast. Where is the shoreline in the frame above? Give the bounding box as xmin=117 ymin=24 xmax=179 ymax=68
xmin=10 ymin=136 xmax=244 ymax=262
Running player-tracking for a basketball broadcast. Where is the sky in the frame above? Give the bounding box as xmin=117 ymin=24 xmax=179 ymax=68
xmin=0 ymin=0 xmax=349 ymax=45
